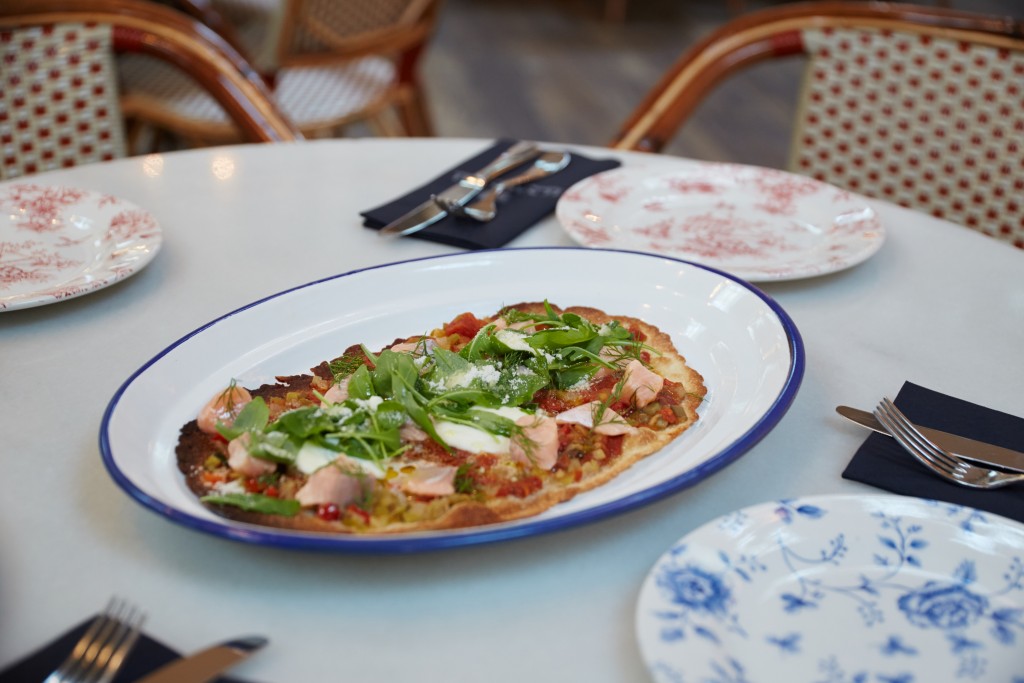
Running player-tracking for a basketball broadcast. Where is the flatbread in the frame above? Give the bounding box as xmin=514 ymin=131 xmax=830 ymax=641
xmin=176 ymin=302 xmax=706 ymax=534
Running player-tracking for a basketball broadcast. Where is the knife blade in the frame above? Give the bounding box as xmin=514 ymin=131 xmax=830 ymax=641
xmin=836 ymin=405 xmax=1024 ymax=474
xmin=378 ymin=141 xmax=541 ymax=237
xmin=135 ymin=636 xmax=267 ymax=683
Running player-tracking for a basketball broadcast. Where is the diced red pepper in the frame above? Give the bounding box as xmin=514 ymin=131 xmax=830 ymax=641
xmin=346 ymin=504 xmax=371 ymax=525
xmin=442 ymin=312 xmax=486 ymax=339
xmin=496 ymin=475 xmax=543 ymax=499
xmin=201 ymin=471 xmax=226 ymax=485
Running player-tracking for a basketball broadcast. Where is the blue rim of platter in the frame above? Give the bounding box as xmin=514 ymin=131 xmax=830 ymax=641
xmin=99 ymin=247 xmax=805 ymax=553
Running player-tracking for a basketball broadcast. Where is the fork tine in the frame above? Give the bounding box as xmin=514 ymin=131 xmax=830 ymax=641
xmin=87 ymin=601 xmax=144 ymax=683
xmin=878 ymin=399 xmax=969 ymax=476
xmin=874 ymin=399 xmax=966 ymax=480
xmin=874 ymin=403 xmax=952 ymax=479
xmin=44 ymin=598 xmax=117 ymax=683
xmin=874 ymin=398 xmax=1024 ymax=490
xmin=46 ymin=598 xmax=145 ymax=683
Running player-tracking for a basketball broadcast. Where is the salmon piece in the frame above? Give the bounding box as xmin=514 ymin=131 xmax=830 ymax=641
xmin=321 ymin=376 xmax=350 ymax=406
xmin=390 ymin=337 xmax=437 ymax=354
xmin=197 ymin=385 xmax=252 ymax=435
xmin=295 ymin=465 xmax=364 ymax=508
xmin=398 ymin=463 xmax=457 ymax=497
xmin=510 ymin=413 xmax=559 ymax=469
xmin=555 ymin=402 xmax=635 ymax=436
xmin=620 ymin=359 xmax=664 ymax=408
xmin=399 ymin=421 xmax=430 ymax=442
xmin=227 ymin=433 xmax=276 ymax=477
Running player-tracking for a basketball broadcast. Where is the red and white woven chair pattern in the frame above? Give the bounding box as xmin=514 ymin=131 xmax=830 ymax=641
xmin=1 ymin=23 xmax=126 ymax=179
xmin=794 ymin=27 xmax=1024 ymax=245
xmin=0 ymin=0 xmax=301 ymax=180
xmin=612 ymin=2 xmax=1024 ymax=249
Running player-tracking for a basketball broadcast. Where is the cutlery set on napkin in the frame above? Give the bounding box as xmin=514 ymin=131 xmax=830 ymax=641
xmin=360 ymin=138 xmax=620 ymax=249
xmin=0 ymin=614 xmax=262 ymax=683
xmin=839 ymin=381 xmax=1024 ymax=522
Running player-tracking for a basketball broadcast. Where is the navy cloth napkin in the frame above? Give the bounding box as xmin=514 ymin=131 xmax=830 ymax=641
xmin=360 ymin=138 xmax=621 ymax=249
xmin=0 ymin=616 xmax=250 ymax=683
xmin=842 ymin=381 xmax=1024 ymax=523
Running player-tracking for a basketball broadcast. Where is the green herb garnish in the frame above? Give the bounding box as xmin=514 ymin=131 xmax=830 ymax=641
xmin=201 ymin=492 xmax=301 ymax=516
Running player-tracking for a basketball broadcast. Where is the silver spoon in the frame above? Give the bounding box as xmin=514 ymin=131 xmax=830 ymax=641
xmin=437 ymin=151 xmax=571 ymax=222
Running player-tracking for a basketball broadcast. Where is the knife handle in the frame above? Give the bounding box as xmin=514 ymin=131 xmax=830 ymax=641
xmin=464 ymin=142 xmax=540 ymax=189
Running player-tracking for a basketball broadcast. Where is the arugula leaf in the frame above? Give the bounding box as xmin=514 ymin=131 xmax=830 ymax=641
xmin=215 ymin=396 xmax=269 ymax=441
xmin=271 ymin=407 xmax=337 ymax=439
xmin=373 ymin=399 xmax=408 ymax=431
xmin=430 ymin=347 xmax=471 ymax=377
xmin=248 ymin=430 xmax=299 ymax=463
xmin=459 ymin=324 xmax=499 ymax=360
xmin=346 ymin=364 xmax=374 ymax=400
xmin=433 ymin=406 xmax=516 ymax=437
xmin=427 ymin=388 xmax=502 ymax=411
xmin=201 ymin=492 xmax=301 ymax=516
xmin=494 ymin=358 xmax=550 ymax=405
xmin=454 ymin=463 xmax=475 ymax=494
xmin=371 ymin=350 xmax=419 ymax=397
xmin=553 ymin=364 xmax=599 ymax=390
xmin=528 ymin=325 xmax=595 ymax=349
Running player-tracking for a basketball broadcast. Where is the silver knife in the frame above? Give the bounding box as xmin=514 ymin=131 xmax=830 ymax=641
xmin=136 ymin=636 xmax=267 ymax=683
xmin=836 ymin=405 xmax=1024 ymax=474
xmin=378 ymin=141 xmax=541 ymax=237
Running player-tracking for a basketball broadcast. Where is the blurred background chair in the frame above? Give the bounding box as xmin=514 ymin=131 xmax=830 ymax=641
xmin=0 ymin=0 xmax=301 ymax=181
xmin=611 ymin=1 xmax=1024 ymax=249
xmin=119 ymin=0 xmax=442 ymax=151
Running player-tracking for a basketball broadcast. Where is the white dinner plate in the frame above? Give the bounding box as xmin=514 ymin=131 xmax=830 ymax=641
xmin=100 ymin=248 xmax=803 ymax=553
xmin=636 ymin=494 xmax=1024 ymax=682
xmin=556 ymin=162 xmax=884 ymax=282
xmin=0 ymin=183 xmax=162 ymax=311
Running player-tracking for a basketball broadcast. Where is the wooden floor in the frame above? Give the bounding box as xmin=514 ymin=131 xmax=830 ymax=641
xmin=423 ymin=0 xmax=1021 ymax=169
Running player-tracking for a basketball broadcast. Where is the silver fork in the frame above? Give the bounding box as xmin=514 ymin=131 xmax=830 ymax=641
xmin=435 ymin=151 xmax=571 ymax=222
xmin=874 ymin=398 xmax=1024 ymax=489
xmin=44 ymin=598 xmax=145 ymax=683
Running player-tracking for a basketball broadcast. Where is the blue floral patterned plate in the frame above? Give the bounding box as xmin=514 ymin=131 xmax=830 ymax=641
xmin=636 ymin=494 xmax=1024 ymax=683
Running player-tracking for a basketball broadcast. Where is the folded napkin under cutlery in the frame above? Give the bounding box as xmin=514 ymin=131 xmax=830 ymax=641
xmin=0 ymin=616 xmax=253 ymax=683
xmin=842 ymin=381 xmax=1024 ymax=523
xmin=360 ymin=138 xmax=621 ymax=249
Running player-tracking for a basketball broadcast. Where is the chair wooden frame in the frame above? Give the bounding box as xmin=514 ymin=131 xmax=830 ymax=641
xmin=612 ymin=1 xmax=1024 ymax=153
xmin=0 ymin=0 xmax=301 ymax=146
xmin=122 ymin=0 xmax=440 ymax=145
xmin=274 ymin=0 xmax=440 ymax=136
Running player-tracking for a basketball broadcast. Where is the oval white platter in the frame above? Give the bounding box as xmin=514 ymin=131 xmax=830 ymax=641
xmin=636 ymin=494 xmax=1024 ymax=682
xmin=0 ymin=183 xmax=162 ymax=311
xmin=101 ymin=248 xmax=804 ymax=553
xmin=557 ymin=161 xmax=884 ymax=282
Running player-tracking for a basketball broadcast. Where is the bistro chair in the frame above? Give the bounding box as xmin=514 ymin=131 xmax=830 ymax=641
xmin=117 ymin=0 xmax=442 ymax=150
xmin=0 ymin=0 xmax=300 ymax=181
xmin=611 ymin=1 xmax=1024 ymax=248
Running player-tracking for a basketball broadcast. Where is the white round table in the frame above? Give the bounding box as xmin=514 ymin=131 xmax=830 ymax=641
xmin=2 ymin=138 xmax=1021 ymax=683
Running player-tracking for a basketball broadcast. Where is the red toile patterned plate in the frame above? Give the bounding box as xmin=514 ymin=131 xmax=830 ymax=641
xmin=556 ymin=161 xmax=884 ymax=282
xmin=0 ymin=184 xmax=162 ymax=311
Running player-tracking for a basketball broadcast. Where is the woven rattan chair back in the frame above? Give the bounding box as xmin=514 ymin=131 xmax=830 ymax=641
xmin=612 ymin=1 xmax=1024 ymax=248
xmin=0 ymin=0 xmax=300 ymax=180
